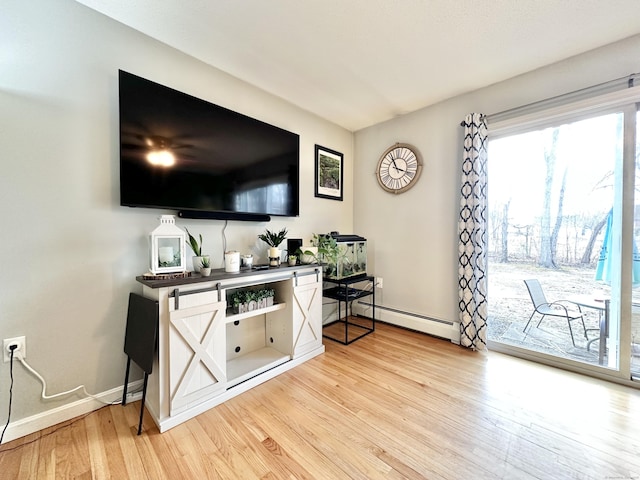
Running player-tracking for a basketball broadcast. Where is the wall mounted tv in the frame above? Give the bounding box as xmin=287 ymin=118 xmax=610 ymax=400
xmin=119 ymin=70 xmax=300 ymax=221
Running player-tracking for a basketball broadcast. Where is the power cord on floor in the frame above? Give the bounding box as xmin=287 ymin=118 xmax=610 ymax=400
xmin=16 ymin=355 xmax=120 ymax=405
xmin=1 ymin=350 xmax=143 ymax=447
xmin=0 ymin=346 xmax=16 ymax=444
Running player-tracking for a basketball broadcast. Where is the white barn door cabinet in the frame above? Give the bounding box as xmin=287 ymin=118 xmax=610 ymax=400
xmin=137 ymin=265 xmax=324 ymax=432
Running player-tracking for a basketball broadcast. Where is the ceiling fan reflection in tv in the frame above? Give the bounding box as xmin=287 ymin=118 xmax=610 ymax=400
xmin=118 ymin=70 xmax=300 ymax=222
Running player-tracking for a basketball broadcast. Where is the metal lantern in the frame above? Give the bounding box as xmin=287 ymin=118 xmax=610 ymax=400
xmin=149 ymin=215 xmax=186 ymax=274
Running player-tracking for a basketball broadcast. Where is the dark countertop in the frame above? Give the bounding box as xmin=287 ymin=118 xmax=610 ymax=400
xmin=136 ymin=264 xmax=320 ymax=289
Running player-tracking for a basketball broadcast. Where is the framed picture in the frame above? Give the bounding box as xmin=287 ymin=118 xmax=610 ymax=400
xmin=314 ymin=144 xmax=343 ymax=201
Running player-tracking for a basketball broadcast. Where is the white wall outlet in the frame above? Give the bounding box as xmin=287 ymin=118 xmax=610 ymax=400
xmin=3 ymin=336 xmax=26 ymax=362
xmin=376 ymin=277 xmax=383 ymax=289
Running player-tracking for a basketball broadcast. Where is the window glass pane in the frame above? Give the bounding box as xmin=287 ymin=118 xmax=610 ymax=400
xmin=488 ymin=112 xmax=621 ymax=368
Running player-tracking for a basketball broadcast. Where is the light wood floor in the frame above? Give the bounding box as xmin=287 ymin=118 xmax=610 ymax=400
xmin=1 ymin=322 xmax=639 ymax=479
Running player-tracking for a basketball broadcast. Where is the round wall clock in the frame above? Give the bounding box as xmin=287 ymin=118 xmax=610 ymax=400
xmin=375 ymin=143 xmax=423 ymax=194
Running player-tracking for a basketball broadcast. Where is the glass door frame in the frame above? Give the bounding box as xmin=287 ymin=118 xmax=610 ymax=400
xmin=486 ymin=89 xmax=640 ymax=385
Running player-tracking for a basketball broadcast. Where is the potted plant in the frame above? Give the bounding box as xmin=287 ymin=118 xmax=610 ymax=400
xmin=185 ymin=228 xmax=209 ymax=272
xmin=256 ymin=289 xmax=267 ymax=309
xmin=246 ymin=290 xmax=258 ymax=311
xmin=230 ymin=290 xmax=247 ymax=314
xmin=264 ymin=287 xmax=275 ymax=307
xmin=288 ymin=254 xmax=297 ymax=266
xmin=297 ymin=244 xmax=318 ymax=264
xmin=200 ymin=255 xmax=212 ymax=277
xmin=258 ymin=228 xmax=288 ymax=266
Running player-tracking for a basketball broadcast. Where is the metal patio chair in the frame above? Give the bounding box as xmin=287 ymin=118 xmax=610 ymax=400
xmin=522 ymin=279 xmax=588 ymax=347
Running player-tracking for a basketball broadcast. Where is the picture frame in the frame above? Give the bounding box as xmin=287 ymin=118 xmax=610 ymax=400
xmin=314 ymin=144 xmax=343 ymax=201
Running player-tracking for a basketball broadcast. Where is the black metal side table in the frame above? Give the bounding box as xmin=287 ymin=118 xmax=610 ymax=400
xmin=322 ymin=274 xmax=375 ymax=344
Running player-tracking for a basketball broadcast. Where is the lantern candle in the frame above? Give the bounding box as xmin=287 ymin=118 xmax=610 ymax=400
xmin=159 ymin=246 xmax=174 ymax=264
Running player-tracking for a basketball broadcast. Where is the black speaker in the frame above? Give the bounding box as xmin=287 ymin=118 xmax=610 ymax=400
xmin=287 ymin=238 xmax=303 ymax=256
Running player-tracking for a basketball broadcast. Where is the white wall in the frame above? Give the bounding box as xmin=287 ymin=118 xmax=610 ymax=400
xmin=0 ymin=0 xmax=352 ymax=438
xmin=354 ymin=34 xmax=640 ymax=335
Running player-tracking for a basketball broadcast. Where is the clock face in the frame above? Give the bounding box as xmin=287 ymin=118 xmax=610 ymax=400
xmin=375 ymin=143 xmax=422 ymax=194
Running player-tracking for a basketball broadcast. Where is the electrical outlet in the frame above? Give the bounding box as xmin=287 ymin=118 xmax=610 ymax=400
xmin=376 ymin=277 xmax=383 ymax=289
xmin=3 ymin=336 xmax=26 ymax=363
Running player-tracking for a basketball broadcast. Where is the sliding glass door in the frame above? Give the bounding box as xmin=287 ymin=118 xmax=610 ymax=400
xmin=486 ymin=94 xmax=639 ymax=381
xmin=632 ymin=111 xmax=640 ymax=379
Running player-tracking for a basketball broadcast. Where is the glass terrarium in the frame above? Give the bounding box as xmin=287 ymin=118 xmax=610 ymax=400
xmin=321 ymin=234 xmax=367 ymax=280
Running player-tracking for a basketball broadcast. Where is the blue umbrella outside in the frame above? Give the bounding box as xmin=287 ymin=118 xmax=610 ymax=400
xmin=594 ymin=209 xmax=640 ymax=285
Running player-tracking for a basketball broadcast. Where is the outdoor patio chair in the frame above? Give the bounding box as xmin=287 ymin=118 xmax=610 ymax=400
xmin=522 ymin=279 xmax=588 ymax=347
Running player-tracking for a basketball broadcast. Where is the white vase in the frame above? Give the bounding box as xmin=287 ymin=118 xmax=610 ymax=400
xmin=268 ymin=247 xmax=281 ymax=266
xmin=300 ymin=246 xmax=317 ymax=264
xmin=192 ymin=255 xmax=210 ymax=272
xmin=200 ymin=267 xmax=212 ymax=277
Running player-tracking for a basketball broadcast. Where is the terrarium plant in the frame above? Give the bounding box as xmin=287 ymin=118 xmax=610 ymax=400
xmin=311 ymin=234 xmax=348 ymax=278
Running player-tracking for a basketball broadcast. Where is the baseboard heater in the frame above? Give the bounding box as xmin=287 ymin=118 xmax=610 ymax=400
xmin=354 ymin=300 xmax=460 ymax=344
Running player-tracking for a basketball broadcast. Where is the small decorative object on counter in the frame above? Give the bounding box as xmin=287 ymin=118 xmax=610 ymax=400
xmin=288 ymin=255 xmax=297 ymax=266
xmin=149 ymin=215 xmax=187 ymax=275
xmin=225 ymin=250 xmax=240 ymax=273
xmin=298 ymin=245 xmax=318 ymax=264
xmin=200 ymin=256 xmax=212 ymax=277
xmin=230 ymin=287 xmax=275 ymax=314
xmin=258 ymin=228 xmax=288 ymax=266
xmin=241 ymin=254 xmax=253 ymax=269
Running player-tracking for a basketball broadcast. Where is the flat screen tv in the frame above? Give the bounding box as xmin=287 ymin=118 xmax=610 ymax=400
xmin=119 ymin=70 xmax=300 ymax=221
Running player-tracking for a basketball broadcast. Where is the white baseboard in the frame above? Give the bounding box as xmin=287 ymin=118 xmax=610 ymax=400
xmin=1 ymin=380 xmax=143 ymax=444
xmin=354 ymin=300 xmax=461 ymax=343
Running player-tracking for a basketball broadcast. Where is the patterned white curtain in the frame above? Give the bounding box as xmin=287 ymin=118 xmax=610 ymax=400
xmin=458 ymin=113 xmax=488 ymax=350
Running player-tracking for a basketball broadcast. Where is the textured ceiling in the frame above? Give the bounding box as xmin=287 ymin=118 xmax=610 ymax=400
xmin=76 ymin=0 xmax=640 ymax=131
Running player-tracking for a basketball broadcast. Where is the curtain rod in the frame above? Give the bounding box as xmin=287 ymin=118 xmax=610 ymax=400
xmin=460 ymin=72 xmax=640 ymax=127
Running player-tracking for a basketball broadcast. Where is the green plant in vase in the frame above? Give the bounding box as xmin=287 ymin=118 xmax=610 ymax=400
xmin=185 ymin=228 xmax=209 ymax=272
xmin=264 ymin=287 xmax=275 ymax=306
xmin=200 ymin=255 xmax=212 ymax=277
xmin=185 ymin=228 xmax=202 ymax=256
xmin=258 ymin=228 xmax=288 ymax=266
xmin=245 ymin=289 xmax=259 ymax=311
xmin=230 ymin=290 xmax=247 ymax=313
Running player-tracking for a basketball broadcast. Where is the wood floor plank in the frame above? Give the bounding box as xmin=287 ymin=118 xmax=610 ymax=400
xmin=213 ymin=402 xmax=315 ymax=480
xmin=84 ymin=409 xmax=112 ymax=478
xmin=111 ymin=404 xmax=151 ymax=479
xmin=1 ymin=322 xmax=639 ymax=479
xmin=230 ymin=388 xmax=357 ymax=479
